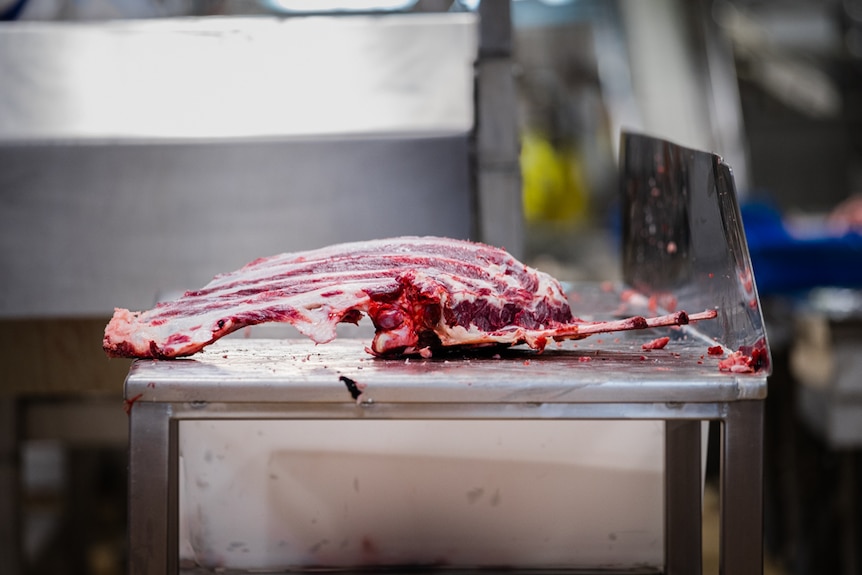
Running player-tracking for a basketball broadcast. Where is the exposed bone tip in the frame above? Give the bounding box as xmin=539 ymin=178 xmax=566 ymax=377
xmin=689 ymin=309 xmax=719 ymax=321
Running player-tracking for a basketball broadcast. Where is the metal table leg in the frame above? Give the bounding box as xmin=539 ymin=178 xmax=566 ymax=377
xmin=0 ymin=398 xmax=21 ymax=575
xmin=720 ymin=400 xmax=764 ymax=575
xmin=665 ymin=420 xmax=703 ymax=575
xmin=128 ymin=402 xmax=176 ymax=575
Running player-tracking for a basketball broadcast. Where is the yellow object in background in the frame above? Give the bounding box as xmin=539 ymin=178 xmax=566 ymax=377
xmin=520 ymin=131 xmax=589 ymax=225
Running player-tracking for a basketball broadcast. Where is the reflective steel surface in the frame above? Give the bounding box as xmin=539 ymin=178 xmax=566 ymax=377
xmin=620 ymin=131 xmax=769 ymax=362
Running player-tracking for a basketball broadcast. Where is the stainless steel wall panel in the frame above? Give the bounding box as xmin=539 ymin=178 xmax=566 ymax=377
xmin=0 ymin=136 xmax=472 ymax=317
xmin=0 ymin=14 xmax=477 ymax=141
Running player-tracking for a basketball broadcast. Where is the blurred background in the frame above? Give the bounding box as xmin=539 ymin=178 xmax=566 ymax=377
xmin=1 ymin=0 xmax=862 ymax=573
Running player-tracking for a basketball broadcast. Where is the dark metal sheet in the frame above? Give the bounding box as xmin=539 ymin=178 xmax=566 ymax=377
xmin=620 ymin=132 xmax=769 ymax=363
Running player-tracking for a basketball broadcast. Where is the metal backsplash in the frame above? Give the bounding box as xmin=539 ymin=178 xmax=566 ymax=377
xmin=620 ymin=131 xmax=769 ymax=360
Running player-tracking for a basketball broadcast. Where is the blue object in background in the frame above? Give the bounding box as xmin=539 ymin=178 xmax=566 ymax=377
xmin=742 ymin=201 xmax=862 ymax=295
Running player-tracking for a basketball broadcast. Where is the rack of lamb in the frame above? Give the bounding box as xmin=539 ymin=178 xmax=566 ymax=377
xmin=103 ymin=236 xmax=716 ymax=359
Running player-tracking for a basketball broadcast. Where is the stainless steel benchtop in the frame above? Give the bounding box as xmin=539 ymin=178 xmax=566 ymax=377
xmin=124 ymin=333 xmax=767 ymax=407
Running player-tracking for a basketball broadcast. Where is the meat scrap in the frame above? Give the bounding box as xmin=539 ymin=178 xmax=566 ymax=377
xmin=103 ymin=236 xmax=718 ymax=359
xmin=123 ymin=393 xmax=144 ymax=415
xmin=718 ymin=352 xmax=756 ymax=373
xmin=642 ymin=336 xmax=670 ymax=350
xmin=718 ymin=340 xmax=769 ymax=374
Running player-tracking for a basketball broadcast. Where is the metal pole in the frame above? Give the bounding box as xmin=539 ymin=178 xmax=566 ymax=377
xmin=128 ymin=401 xmax=175 ymax=575
xmin=720 ymin=400 xmax=764 ymax=575
xmin=665 ymin=419 xmax=703 ymax=575
xmin=0 ymin=398 xmax=21 ymax=575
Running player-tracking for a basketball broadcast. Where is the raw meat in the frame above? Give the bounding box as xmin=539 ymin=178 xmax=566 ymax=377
xmin=642 ymin=336 xmax=670 ymax=350
xmin=717 ymin=339 xmax=769 ymax=374
xmin=103 ymin=236 xmax=717 ymax=359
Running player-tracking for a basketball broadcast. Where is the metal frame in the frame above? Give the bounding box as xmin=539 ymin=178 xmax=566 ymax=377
xmin=125 ymin=339 xmax=766 ymax=575
xmin=0 ymin=398 xmax=21 ymax=575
